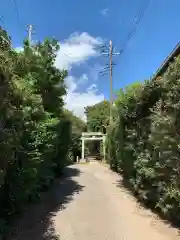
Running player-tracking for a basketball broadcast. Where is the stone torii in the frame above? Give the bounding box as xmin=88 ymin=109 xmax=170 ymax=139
xmin=81 ymin=132 xmax=106 ymax=161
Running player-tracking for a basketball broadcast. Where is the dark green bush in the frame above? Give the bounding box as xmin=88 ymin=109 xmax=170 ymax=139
xmin=107 ymin=56 xmax=180 ymax=222
xmin=0 ymin=28 xmax=83 ymax=236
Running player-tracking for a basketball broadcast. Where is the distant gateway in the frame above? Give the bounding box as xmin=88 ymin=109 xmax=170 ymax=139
xmin=81 ymin=132 xmax=106 ymax=161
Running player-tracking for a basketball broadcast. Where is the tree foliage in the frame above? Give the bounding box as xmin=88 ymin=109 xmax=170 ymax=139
xmin=85 ymin=101 xmax=111 ymax=159
xmin=107 ymin=56 xmax=180 ymax=223
xmin=0 ymin=28 xmax=83 ymax=236
xmin=85 ymin=100 xmax=110 ymax=133
xmin=64 ymin=109 xmax=86 ymax=161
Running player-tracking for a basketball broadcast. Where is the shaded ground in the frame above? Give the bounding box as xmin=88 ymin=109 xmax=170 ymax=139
xmin=7 ymin=162 xmax=180 ymax=240
xmin=7 ymin=167 xmax=84 ymax=240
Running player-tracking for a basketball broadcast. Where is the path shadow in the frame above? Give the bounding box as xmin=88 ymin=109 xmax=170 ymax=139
xmin=7 ymin=166 xmax=84 ymax=240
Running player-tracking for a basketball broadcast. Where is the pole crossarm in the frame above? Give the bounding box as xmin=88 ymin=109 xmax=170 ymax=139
xmin=81 ymin=137 xmax=104 ymax=141
xmin=82 ymin=132 xmax=104 ymax=136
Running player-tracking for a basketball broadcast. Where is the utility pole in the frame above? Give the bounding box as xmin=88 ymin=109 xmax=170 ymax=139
xmin=109 ymin=40 xmax=113 ymax=125
xmin=27 ymin=24 xmax=33 ymax=46
xmin=101 ymin=40 xmax=120 ymax=125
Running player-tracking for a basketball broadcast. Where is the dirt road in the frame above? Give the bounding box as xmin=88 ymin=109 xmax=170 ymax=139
xmin=8 ymin=161 xmax=179 ymax=240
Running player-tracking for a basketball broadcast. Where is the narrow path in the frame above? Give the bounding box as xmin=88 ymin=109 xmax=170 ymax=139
xmin=8 ymin=162 xmax=179 ymax=240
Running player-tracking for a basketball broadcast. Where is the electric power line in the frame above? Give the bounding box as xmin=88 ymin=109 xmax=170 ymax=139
xmin=112 ymin=0 xmax=151 ymax=73
xmin=120 ymin=0 xmax=151 ymax=55
xmin=62 ymin=52 xmax=106 ymax=75
xmin=11 ymin=0 xmax=21 ymax=25
xmin=98 ymin=0 xmax=151 ymax=124
xmin=11 ymin=0 xmax=26 ymax=33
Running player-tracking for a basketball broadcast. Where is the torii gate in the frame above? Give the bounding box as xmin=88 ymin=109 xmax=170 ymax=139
xmin=81 ymin=132 xmax=106 ymax=161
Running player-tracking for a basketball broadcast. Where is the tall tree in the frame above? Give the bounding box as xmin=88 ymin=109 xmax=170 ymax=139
xmin=85 ymin=100 xmax=110 ymax=133
xmin=0 ymin=28 xmax=75 ymax=236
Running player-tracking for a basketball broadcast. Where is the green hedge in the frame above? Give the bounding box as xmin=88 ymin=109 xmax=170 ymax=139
xmin=0 ymin=28 xmax=77 ymax=236
xmin=107 ymin=56 xmax=180 ymax=222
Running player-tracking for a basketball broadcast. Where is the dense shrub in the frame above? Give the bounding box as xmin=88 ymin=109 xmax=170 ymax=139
xmin=64 ymin=109 xmax=86 ymax=162
xmin=0 ymin=28 xmax=83 ymax=236
xmin=107 ymin=56 xmax=180 ymax=223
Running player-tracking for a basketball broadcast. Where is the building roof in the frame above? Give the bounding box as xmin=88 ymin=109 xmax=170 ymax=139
xmin=154 ymin=42 xmax=180 ymax=78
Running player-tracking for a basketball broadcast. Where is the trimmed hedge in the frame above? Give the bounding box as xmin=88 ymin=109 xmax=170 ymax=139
xmin=107 ymin=56 xmax=180 ymax=222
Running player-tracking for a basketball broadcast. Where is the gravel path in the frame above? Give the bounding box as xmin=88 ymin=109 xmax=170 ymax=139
xmin=8 ymin=161 xmax=180 ymax=240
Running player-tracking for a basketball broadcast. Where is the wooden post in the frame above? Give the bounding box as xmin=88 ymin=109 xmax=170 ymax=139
xmin=81 ymin=138 xmax=84 ymax=160
xmin=103 ymin=135 xmax=106 ymax=161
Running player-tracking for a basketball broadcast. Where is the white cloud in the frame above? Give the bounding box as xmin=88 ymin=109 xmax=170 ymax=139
xmin=55 ymin=32 xmax=104 ymax=120
xmin=78 ymin=73 xmax=88 ymax=86
xmin=65 ymin=76 xmax=77 ymax=93
xmin=87 ymin=83 xmax=98 ymax=93
xmin=15 ymin=32 xmax=104 ymax=121
xmin=55 ymin=32 xmax=103 ymax=70
xmin=88 ymin=63 xmax=104 ymax=82
xmin=64 ymin=75 xmax=104 ymax=121
xmin=15 ymin=46 xmax=23 ymax=53
xmin=100 ymin=8 xmax=109 ymax=16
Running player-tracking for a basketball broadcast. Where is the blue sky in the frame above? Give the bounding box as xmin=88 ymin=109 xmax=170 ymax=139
xmin=1 ymin=0 xmax=180 ymax=119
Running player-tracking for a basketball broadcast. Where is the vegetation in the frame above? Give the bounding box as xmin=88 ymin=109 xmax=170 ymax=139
xmin=85 ymin=101 xmax=110 ymax=158
xmin=107 ymin=55 xmax=180 ymax=223
xmin=0 ymin=27 xmax=84 ymax=236
xmin=64 ymin=109 xmax=86 ymax=162
xmin=2 ymin=20 xmax=180 ymax=234
xmin=85 ymin=100 xmax=110 ymax=133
